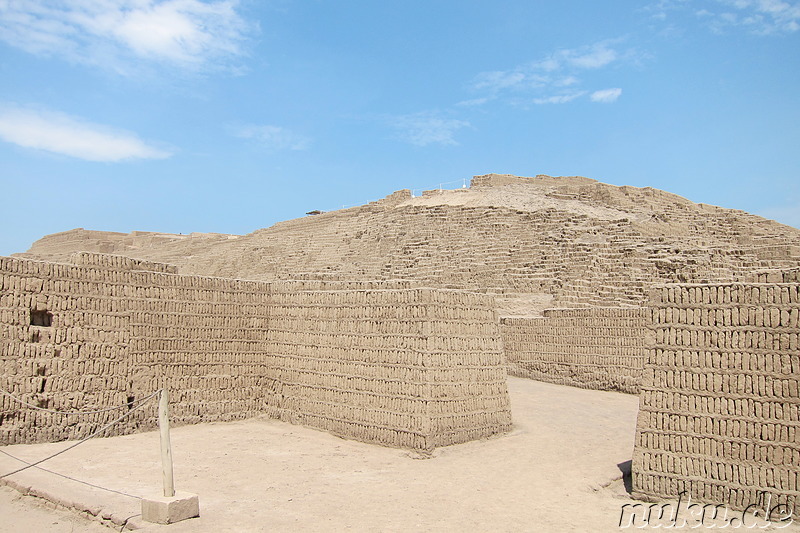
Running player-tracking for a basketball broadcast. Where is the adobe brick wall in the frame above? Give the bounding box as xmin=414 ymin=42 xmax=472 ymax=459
xmin=751 ymin=268 xmax=800 ymax=283
xmin=0 ymin=255 xmax=511 ymax=450
xmin=632 ymin=283 xmax=800 ymax=515
xmin=500 ymin=307 xmax=649 ymax=394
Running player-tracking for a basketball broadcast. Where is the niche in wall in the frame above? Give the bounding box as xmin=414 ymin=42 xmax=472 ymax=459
xmin=30 ymin=310 xmax=52 ymax=327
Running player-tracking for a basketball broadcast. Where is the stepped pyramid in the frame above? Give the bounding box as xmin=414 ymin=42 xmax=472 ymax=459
xmin=19 ymin=173 xmax=800 ymax=316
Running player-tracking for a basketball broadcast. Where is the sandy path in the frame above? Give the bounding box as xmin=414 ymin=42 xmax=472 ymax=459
xmin=1 ymin=377 xmax=794 ymax=532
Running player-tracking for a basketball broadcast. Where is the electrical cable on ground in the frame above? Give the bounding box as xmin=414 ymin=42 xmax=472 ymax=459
xmin=0 ymin=448 xmax=141 ymax=500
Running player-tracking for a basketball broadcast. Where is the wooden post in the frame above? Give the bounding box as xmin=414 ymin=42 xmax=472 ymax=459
xmin=158 ymin=388 xmax=175 ymax=498
xmin=142 ymin=387 xmax=199 ymax=524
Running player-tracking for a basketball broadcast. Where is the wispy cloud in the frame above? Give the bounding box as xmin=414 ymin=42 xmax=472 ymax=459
xmin=533 ymin=92 xmax=587 ymax=105
xmin=456 ymin=96 xmax=495 ymax=107
xmin=647 ymin=0 xmax=800 ymax=33
xmin=556 ymin=43 xmax=619 ymax=69
xmin=232 ymin=124 xmax=311 ymax=151
xmin=590 ymin=88 xmax=623 ymax=103
xmin=392 ymin=113 xmax=471 ymax=146
xmin=472 ymin=70 xmax=540 ymax=93
xmin=0 ymin=0 xmax=253 ymax=75
xmin=705 ymin=0 xmax=800 ymax=33
xmin=0 ymin=105 xmax=172 ymax=162
xmin=467 ymin=40 xmax=632 ymax=107
xmin=643 ymin=0 xmax=692 ymax=21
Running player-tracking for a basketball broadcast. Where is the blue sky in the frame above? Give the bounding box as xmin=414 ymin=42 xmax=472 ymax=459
xmin=1 ymin=0 xmax=799 ymax=256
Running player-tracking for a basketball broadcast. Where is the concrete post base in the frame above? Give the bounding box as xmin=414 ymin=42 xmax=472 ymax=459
xmin=141 ymin=491 xmax=200 ymax=524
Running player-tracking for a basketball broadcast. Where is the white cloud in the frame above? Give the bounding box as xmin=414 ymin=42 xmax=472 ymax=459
xmin=233 ymin=125 xmax=311 ymax=151
xmin=472 ymin=71 xmax=528 ymax=92
xmin=0 ymin=0 xmax=252 ymax=74
xmin=555 ymin=76 xmax=580 ymax=87
xmin=456 ymin=96 xmax=494 ymax=107
xmin=561 ymin=43 xmax=619 ymax=69
xmin=533 ymin=93 xmax=586 ymax=105
xmin=392 ymin=113 xmax=471 ymax=146
xmin=470 ymin=42 xmax=624 ymax=96
xmin=713 ymin=0 xmax=800 ymax=32
xmin=470 ymin=70 xmax=552 ymax=96
xmin=533 ymin=41 xmax=622 ymax=73
xmin=648 ymin=0 xmax=800 ymax=33
xmin=590 ymin=88 xmax=623 ymax=103
xmin=0 ymin=105 xmax=172 ymax=161
xmin=644 ymin=0 xmax=692 ymax=21
xmin=468 ymin=40 xmax=630 ymax=107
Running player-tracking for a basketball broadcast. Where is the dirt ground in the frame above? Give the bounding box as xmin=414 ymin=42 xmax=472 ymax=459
xmin=1 ymin=377 xmax=797 ymax=532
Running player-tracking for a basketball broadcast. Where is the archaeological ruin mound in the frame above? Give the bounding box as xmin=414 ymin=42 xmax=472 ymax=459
xmin=3 ymin=173 xmax=799 ymax=514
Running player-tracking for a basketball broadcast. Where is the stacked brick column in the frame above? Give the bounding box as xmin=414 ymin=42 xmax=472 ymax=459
xmin=632 ymin=283 xmax=800 ymax=515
